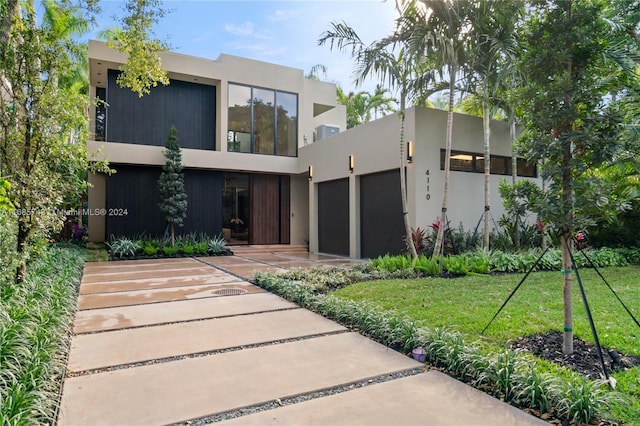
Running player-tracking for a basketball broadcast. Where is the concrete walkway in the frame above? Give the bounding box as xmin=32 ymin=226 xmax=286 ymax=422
xmin=58 ymin=249 xmax=546 ymax=425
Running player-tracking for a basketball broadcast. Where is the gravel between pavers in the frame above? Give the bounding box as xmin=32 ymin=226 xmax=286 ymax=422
xmin=171 ymin=367 xmax=426 ymax=425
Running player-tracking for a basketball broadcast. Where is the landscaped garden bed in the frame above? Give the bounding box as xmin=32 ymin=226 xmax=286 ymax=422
xmin=254 ymin=257 xmax=640 ymax=425
xmin=512 ymin=331 xmax=640 ymax=380
xmin=0 ymin=244 xmax=85 ymax=424
xmin=106 ymin=233 xmax=232 ymax=260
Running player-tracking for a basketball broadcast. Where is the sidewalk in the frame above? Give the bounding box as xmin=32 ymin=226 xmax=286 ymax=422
xmin=57 ymin=252 xmax=546 ymax=425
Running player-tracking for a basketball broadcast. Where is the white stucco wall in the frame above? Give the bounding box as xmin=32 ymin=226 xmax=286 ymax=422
xmin=300 ymin=106 xmax=537 ymax=257
xmin=290 ymin=174 xmax=310 ymax=245
xmin=411 ymin=107 xmax=519 ymax=235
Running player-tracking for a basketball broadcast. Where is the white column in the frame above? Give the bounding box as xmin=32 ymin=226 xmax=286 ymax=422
xmin=349 ymin=174 xmax=360 ymax=259
xmin=308 ymin=180 xmax=318 ymax=253
xmin=88 ymin=172 xmax=106 ymax=243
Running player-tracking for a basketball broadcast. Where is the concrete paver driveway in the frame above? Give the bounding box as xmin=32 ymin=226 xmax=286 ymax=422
xmin=58 ymin=252 xmax=546 ymax=425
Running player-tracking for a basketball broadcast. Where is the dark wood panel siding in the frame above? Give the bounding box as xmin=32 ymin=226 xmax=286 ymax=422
xmin=280 ymin=176 xmax=291 ymax=244
xmin=106 ymin=69 xmax=216 ymax=150
xmin=360 ymin=170 xmax=404 ymax=258
xmin=183 ymin=169 xmax=223 ymax=237
xmin=317 ymin=179 xmax=349 ymax=256
xmin=105 ymin=165 xmax=165 ymax=238
xmin=249 ymin=175 xmax=279 ymax=244
xmin=105 ymin=165 xmax=222 ymax=238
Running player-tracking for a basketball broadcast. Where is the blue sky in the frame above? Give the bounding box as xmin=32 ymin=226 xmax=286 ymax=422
xmin=90 ymin=0 xmax=399 ymax=93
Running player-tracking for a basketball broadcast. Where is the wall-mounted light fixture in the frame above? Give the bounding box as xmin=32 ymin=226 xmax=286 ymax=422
xmin=407 ymin=141 xmax=414 ymax=163
xmin=308 ymin=165 xmax=313 ymax=181
xmin=349 ymin=155 xmax=354 ymax=173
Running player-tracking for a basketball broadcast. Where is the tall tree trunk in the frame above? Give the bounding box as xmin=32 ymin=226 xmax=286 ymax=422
xmin=433 ymin=65 xmax=456 ymax=257
xmin=562 ymin=234 xmax=573 ymax=355
xmin=400 ymin=104 xmax=418 ymax=259
xmin=482 ymin=88 xmax=491 ymax=250
xmin=561 ymin=141 xmax=574 ymax=355
xmin=15 ymin=217 xmax=29 ymax=283
xmin=509 ymin=106 xmax=520 ymax=250
xmin=562 ymin=0 xmax=574 ymax=355
xmin=171 ymin=223 xmax=175 ymax=247
xmin=0 ymin=0 xmax=20 ymax=46
xmin=540 ymin=175 xmax=547 ymax=250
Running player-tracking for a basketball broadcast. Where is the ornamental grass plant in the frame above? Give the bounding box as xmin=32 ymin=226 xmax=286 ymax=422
xmin=0 ymin=245 xmax=84 ymax=425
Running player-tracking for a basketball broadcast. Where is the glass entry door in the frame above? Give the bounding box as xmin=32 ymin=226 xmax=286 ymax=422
xmin=222 ymin=173 xmax=249 ymax=244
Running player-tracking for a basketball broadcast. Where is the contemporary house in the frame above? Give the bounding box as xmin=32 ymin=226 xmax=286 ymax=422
xmin=87 ymin=40 xmax=536 ymax=259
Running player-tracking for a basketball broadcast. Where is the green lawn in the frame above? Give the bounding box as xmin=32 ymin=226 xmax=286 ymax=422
xmin=333 ymin=266 xmax=640 ymax=423
xmin=334 ymin=267 xmax=640 ymax=354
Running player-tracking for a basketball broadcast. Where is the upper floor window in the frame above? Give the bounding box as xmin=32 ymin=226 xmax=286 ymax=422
xmin=95 ymin=87 xmax=106 ymax=141
xmin=228 ymin=83 xmax=298 ymax=157
xmin=440 ymin=149 xmax=537 ymax=178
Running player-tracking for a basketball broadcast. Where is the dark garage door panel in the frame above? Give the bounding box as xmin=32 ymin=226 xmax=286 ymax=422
xmin=360 ymin=170 xmax=404 ymax=258
xmin=317 ymin=178 xmax=349 ymax=256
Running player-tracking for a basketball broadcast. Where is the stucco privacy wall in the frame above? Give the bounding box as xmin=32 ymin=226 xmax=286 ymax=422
xmin=412 ymin=107 xmax=519 ymax=235
xmin=299 ymin=106 xmax=531 ymax=258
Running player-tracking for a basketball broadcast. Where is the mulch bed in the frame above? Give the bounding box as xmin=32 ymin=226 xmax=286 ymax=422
xmin=511 ymin=330 xmax=640 ymax=380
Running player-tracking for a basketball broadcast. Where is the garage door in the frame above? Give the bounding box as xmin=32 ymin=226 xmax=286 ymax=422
xmin=317 ymin=178 xmax=349 ymax=256
xmin=360 ymin=170 xmax=404 ymax=258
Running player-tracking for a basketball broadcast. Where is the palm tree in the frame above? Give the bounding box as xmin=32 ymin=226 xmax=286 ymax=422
xmin=491 ymin=68 xmax=526 ymax=249
xmin=395 ymin=0 xmax=473 ymax=257
xmin=305 ymin=64 xmax=328 ymax=80
xmin=336 ymin=86 xmax=371 ymax=129
xmin=465 ymin=0 xmax=522 ymax=249
xmin=319 ymin=22 xmax=430 ymax=259
xmin=369 ymin=84 xmax=397 ymax=119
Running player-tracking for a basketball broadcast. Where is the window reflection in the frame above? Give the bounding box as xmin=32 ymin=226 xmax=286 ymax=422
xmin=95 ymin=87 xmax=106 ymax=141
xmin=444 ymin=151 xmax=473 ymax=172
xmin=253 ymin=88 xmax=275 ymax=155
xmin=277 ymin=92 xmax=297 ymax=156
xmin=440 ymin=149 xmax=537 ymax=178
xmin=228 ymin=85 xmax=252 ymax=153
xmin=227 ymin=83 xmax=297 ymax=156
xmin=222 ymin=173 xmax=249 ymax=244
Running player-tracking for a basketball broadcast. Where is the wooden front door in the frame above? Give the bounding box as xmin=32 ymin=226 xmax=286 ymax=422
xmin=249 ymin=174 xmax=290 ymax=244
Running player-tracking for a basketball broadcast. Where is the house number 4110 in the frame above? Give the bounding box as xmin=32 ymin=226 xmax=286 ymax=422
xmin=425 ymin=170 xmax=431 ymax=201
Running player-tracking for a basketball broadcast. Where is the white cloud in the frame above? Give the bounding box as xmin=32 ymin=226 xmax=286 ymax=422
xmin=252 ymin=1 xmax=398 ymax=93
xmin=268 ymin=9 xmax=298 ymax=22
xmin=138 ymin=0 xmax=399 ymax=93
xmin=224 ymin=22 xmax=256 ymax=37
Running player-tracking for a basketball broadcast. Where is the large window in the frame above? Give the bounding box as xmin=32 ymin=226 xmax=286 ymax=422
xmin=95 ymin=87 xmax=106 ymax=141
xmin=227 ymin=85 xmax=251 ymax=153
xmin=227 ymin=83 xmax=298 ymax=157
xmin=440 ymin=150 xmax=537 ymax=178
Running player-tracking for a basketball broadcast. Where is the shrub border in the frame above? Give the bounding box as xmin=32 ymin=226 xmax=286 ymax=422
xmin=0 ymin=245 xmax=85 ymax=424
xmin=254 ymin=272 xmax=626 ymax=424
